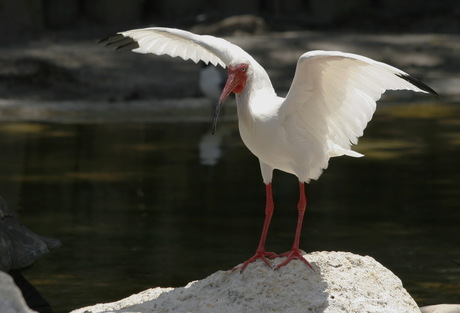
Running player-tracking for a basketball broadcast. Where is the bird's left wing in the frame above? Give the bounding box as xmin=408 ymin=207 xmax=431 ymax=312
xmin=281 ymin=50 xmax=437 ymax=155
xmin=100 ymin=27 xmax=247 ymax=68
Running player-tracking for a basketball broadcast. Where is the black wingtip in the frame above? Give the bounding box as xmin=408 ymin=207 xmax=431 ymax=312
xmin=98 ymin=33 xmax=123 ymax=45
xmin=396 ymin=73 xmax=438 ymax=96
xmin=98 ymin=33 xmax=139 ymax=51
xmin=116 ymin=41 xmax=140 ymax=51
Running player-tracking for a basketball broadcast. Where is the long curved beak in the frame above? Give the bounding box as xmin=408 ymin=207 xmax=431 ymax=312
xmin=211 ymin=71 xmax=241 ymax=134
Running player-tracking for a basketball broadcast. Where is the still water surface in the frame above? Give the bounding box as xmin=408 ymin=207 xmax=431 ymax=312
xmin=0 ymin=103 xmax=459 ymax=312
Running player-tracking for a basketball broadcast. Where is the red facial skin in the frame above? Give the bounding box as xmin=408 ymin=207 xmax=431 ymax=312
xmin=218 ymin=63 xmax=249 ymax=104
xmin=212 ymin=63 xmax=249 ymax=134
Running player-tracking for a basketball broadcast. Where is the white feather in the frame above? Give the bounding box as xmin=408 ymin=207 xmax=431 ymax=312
xmin=120 ymin=27 xmax=248 ymax=68
xmin=271 ymin=50 xmax=433 ymax=182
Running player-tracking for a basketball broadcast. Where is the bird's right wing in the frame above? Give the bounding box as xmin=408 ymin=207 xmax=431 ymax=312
xmin=99 ymin=27 xmax=249 ymax=68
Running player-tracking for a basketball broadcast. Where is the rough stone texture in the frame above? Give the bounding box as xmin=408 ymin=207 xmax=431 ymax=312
xmin=0 ymin=272 xmax=36 ymax=313
xmin=70 ymin=251 xmax=421 ymax=313
xmin=421 ymin=304 xmax=460 ymax=313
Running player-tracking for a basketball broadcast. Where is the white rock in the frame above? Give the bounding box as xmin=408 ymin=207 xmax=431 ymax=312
xmin=70 ymin=251 xmax=422 ymax=313
xmin=0 ymin=272 xmax=36 ymax=313
xmin=421 ymin=304 xmax=460 ymax=313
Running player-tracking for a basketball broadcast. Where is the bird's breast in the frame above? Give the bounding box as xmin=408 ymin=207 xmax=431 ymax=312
xmin=237 ymin=96 xmax=296 ymax=171
xmin=236 ymin=94 xmax=330 ymax=181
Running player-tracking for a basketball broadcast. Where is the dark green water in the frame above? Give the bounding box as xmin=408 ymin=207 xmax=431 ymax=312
xmin=0 ymin=103 xmax=459 ymax=312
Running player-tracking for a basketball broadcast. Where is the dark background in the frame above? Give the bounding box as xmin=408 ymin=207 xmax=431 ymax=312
xmin=1 ymin=0 xmax=460 ymax=44
xmin=1 ymin=1 xmax=459 ymax=312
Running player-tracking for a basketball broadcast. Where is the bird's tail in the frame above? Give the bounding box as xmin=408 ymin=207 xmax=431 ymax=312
xmin=328 ymin=141 xmax=364 ymax=158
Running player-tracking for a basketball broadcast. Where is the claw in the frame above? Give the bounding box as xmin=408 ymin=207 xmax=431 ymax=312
xmin=274 ymin=249 xmax=314 ymax=270
xmin=233 ymin=250 xmax=277 ymax=272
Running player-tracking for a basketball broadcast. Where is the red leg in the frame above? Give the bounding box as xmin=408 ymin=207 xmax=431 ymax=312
xmin=275 ymin=182 xmax=313 ymax=270
xmin=236 ymin=183 xmax=277 ymax=271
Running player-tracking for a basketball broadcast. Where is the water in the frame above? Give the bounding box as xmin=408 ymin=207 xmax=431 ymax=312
xmin=0 ymin=102 xmax=459 ymax=312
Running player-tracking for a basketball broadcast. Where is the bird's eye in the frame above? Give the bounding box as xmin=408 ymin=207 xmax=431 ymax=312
xmin=241 ymin=67 xmax=247 ymax=72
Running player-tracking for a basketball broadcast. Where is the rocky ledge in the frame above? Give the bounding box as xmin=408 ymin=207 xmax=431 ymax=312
xmin=2 ymin=251 xmax=459 ymax=313
xmin=71 ymin=251 xmax=423 ymax=313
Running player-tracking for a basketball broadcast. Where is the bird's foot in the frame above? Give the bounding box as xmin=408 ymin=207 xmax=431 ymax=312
xmin=233 ymin=250 xmax=277 ymax=272
xmin=272 ymin=248 xmax=314 ymax=270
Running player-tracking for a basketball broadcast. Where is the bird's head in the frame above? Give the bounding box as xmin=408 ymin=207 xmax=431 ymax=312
xmin=212 ymin=62 xmax=250 ymax=134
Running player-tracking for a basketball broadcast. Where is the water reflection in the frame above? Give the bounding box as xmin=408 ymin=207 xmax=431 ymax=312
xmin=0 ymin=103 xmax=459 ymax=313
xmin=199 ymin=125 xmax=232 ymax=166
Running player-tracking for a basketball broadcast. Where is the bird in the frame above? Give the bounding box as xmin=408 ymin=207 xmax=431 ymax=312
xmin=99 ymin=27 xmax=437 ymax=271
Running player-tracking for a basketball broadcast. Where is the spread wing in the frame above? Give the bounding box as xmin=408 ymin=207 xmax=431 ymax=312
xmin=99 ymin=27 xmax=250 ymax=68
xmin=281 ymin=50 xmax=437 ymax=156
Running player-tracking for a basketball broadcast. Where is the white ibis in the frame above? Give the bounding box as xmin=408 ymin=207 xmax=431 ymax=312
xmin=100 ymin=27 xmax=437 ymax=271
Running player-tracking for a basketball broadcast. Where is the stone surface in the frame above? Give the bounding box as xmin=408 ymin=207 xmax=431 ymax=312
xmin=0 ymin=196 xmax=61 ymax=272
xmin=0 ymin=272 xmax=36 ymax=313
xmin=421 ymin=304 xmax=460 ymax=313
xmin=70 ymin=251 xmax=422 ymax=313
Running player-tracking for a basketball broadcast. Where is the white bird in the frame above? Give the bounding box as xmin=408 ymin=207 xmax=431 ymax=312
xmin=100 ymin=27 xmax=437 ymax=271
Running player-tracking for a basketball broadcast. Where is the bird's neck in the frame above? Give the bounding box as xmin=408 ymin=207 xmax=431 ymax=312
xmin=235 ymin=67 xmax=276 ymax=129
xmin=235 ymin=90 xmax=251 ymax=127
